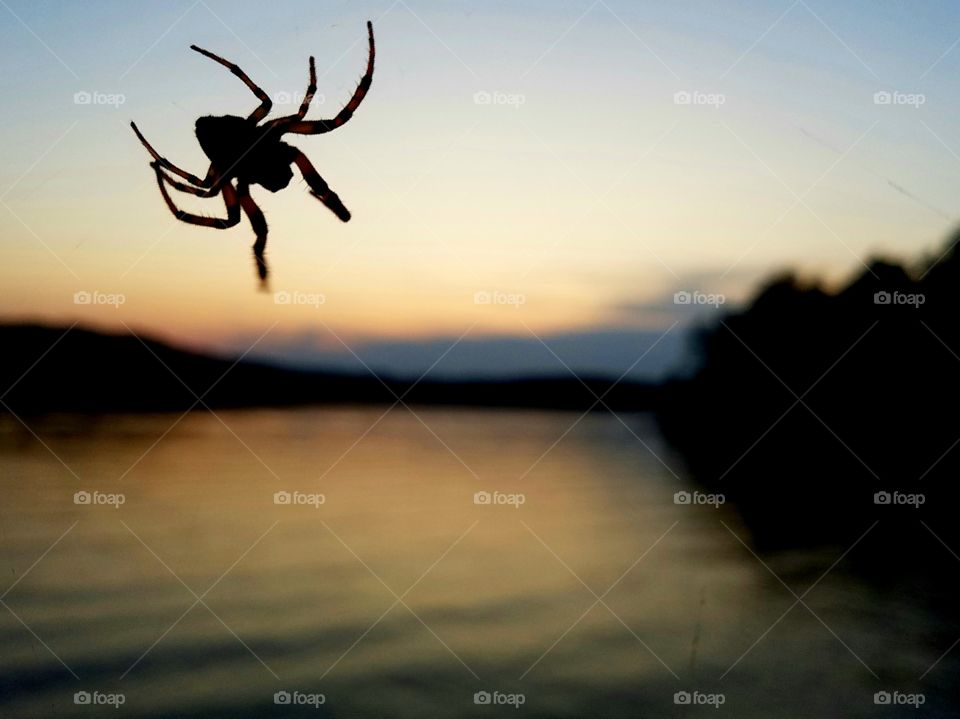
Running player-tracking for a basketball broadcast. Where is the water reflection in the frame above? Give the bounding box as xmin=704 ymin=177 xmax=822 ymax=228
xmin=0 ymin=409 xmax=954 ymax=717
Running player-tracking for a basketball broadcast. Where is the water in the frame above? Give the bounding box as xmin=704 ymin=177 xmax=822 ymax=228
xmin=0 ymin=408 xmax=954 ymax=717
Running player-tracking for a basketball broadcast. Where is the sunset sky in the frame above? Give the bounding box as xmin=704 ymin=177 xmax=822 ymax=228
xmin=2 ymin=0 xmax=960 ymax=376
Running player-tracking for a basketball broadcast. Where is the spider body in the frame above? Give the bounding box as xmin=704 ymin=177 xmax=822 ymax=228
xmin=130 ymin=22 xmax=375 ymax=283
xmin=194 ymin=115 xmax=294 ymax=192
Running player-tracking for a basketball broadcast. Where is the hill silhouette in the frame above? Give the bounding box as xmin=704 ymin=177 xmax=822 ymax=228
xmin=0 ymin=324 xmax=656 ymax=414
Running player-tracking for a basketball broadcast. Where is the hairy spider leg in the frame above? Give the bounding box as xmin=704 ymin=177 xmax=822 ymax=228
xmin=155 ymin=166 xmax=267 ymax=281
xmin=153 ymin=164 xmax=221 ymax=197
xmin=131 ymin=122 xmax=215 ymax=187
xmin=281 ymin=21 xmax=374 ymax=135
xmin=290 ymin=150 xmax=350 ymax=222
xmin=154 ymin=165 xmax=240 ymax=229
xmin=265 ymin=56 xmax=318 ymax=128
xmin=237 ymin=183 xmax=269 ymax=281
xmin=190 ymin=45 xmax=272 ymax=123
xmin=296 ymin=56 xmax=318 ymax=120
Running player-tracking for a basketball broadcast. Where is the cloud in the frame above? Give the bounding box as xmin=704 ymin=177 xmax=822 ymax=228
xmin=216 ymin=268 xmax=766 ymax=382
xmin=602 ymin=266 xmax=761 ymax=326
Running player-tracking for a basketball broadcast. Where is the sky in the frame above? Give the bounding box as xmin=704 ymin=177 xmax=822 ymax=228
xmin=2 ymin=0 xmax=960 ymax=378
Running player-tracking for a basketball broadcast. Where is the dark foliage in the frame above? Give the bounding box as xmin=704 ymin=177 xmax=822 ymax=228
xmin=658 ymin=233 xmax=960 ymax=555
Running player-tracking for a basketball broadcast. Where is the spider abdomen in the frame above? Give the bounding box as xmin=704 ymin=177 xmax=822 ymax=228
xmin=194 ymin=115 xmax=295 ymax=192
xmin=247 ymin=141 xmax=297 ymax=192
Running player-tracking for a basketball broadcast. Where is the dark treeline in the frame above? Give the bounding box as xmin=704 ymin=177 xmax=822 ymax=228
xmin=658 ymin=232 xmax=960 ymax=556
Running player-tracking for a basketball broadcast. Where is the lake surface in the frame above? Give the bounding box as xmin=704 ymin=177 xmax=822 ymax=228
xmin=0 ymin=408 xmax=955 ymax=717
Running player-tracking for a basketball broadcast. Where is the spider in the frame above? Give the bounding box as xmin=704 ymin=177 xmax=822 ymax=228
xmin=130 ymin=21 xmax=375 ymax=284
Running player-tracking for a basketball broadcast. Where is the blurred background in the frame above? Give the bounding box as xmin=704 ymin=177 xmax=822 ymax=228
xmin=3 ymin=0 xmax=960 ymax=377
xmin=3 ymin=1 xmax=960 ymax=716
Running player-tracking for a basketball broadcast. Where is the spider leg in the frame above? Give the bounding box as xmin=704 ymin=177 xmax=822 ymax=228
xmin=190 ymin=45 xmax=272 ymax=123
xmin=131 ymin=122 xmax=215 ymax=187
xmin=281 ymin=22 xmax=374 ymax=135
xmin=294 ymin=56 xmax=317 ymax=120
xmin=153 ymin=164 xmax=240 ymax=229
xmin=264 ymin=57 xmax=317 ymax=129
xmin=237 ymin=182 xmax=270 ymax=282
xmin=152 ymin=163 xmax=221 ymax=197
xmin=290 ymin=149 xmax=350 ymax=222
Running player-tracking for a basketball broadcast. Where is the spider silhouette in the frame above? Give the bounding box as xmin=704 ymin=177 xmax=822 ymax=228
xmin=130 ymin=21 xmax=375 ymax=284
